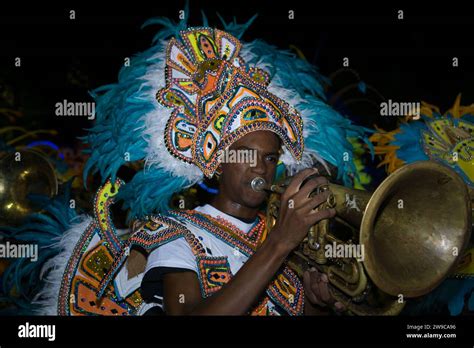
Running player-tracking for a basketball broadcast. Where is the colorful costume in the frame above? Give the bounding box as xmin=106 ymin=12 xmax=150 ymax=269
xmin=0 ymin=13 xmax=371 ymax=315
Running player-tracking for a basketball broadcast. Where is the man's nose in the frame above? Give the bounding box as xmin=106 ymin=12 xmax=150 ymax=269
xmin=250 ymin=156 xmax=267 ymax=175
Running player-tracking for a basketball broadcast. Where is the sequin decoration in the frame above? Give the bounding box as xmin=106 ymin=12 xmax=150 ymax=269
xmin=196 ymin=255 xmax=232 ymax=297
xmin=93 ymin=178 xmax=124 ymax=256
xmin=58 ymin=226 xmax=143 ymax=316
xmin=251 ymin=297 xmax=273 ymax=316
xmin=422 ymin=119 xmax=474 ymax=185
xmin=83 ymin=244 xmax=113 ymax=281
xmin=169 ymin=209 xmax=266 ymax=256
xmin=266 ymin=266 xmax=305 ymax=316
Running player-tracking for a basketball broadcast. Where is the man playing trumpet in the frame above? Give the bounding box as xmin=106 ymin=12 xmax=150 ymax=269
xmin=137 ymin=27 xmax=346 ymax=315
xmin=141 ymin=130 xmax=346 ymax=315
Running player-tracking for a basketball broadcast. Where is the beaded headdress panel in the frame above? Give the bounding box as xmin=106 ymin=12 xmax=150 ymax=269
xmin=156 ymin=27 xmax=304 ymax=177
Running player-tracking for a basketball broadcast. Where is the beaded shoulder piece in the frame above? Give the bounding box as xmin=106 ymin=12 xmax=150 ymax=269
xmin=57 ymin=180 xmax=209 ymax=315
xmin=57 ymin=179 xmax=143 ymax=315
xmin=169 ymin=209 xmax=267 ymax=256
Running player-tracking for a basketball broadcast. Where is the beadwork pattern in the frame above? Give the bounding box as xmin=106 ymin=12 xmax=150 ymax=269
xmin=57 ymin=224 xmax=143 ymax=316
xmin=266 ymin=266 xmax=305 ymax=316
xmin=421 ymin=118 xmax=474 ymax=185
xmin=93 ymin=178 xmax=124 ymax=256
xmin=196 ymin=255 xmax=232 ymax=297
xmin=168 ymin=209 xmax=304 ymax=315
xmin=169 ymin=209 xmax=266 ymax=257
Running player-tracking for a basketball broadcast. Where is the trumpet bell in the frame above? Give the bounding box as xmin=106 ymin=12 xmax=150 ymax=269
xmin=361 ymin=161 xmax=472 ymax=298
xmin=0 ymin=150 xmax=58 ymax=226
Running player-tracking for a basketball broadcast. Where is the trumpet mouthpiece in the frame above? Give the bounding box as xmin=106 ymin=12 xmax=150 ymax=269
xmin=251 ymin=177 xmax=267 ymax=192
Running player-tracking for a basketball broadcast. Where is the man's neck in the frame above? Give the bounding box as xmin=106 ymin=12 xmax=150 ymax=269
xmin=210 ymin=196 xmax=259 ymax=223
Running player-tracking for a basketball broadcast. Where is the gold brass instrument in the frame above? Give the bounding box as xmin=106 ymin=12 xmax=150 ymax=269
xmin=0 ymin=150 xmax=58 ymax=226
xmin=252 ymin=160 xmax=472 ymax=315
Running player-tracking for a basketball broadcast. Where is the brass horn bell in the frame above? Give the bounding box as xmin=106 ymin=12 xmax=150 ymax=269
xmin=263 ymin=160 xmax=472 ymax=315
xmin=0 ymin=150 xmax=58 ymax=226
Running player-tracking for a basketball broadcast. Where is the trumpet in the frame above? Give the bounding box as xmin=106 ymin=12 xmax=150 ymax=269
xmin=252 ymin=161 xmax=472 ymax=315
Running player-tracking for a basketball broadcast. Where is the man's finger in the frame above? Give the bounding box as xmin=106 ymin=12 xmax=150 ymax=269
xmin=282 ymin=168 xmax=318 ymax=201
xmin=309 ymin=270 xmax=326 ymax=307
xmin=318 ymin=278 xmax=334 ymax=304
xmin=304 ymin=271 xmax=324 ymax=306
xmin=305 ymin=208 xmax=336 ymax=226
xmin=295 ymin=176 xmax=328 ymax=201
xmin=334 ymin=302 xmax=346 ymax=312
xmin=299 ymin=190 xmax=331 ymax=213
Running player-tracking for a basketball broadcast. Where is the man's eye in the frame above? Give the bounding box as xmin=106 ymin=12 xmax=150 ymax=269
xmin=266 ymin=156 xmax=277 ymax=163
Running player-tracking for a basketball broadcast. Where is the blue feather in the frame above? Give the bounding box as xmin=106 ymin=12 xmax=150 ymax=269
xmin=404 ymin=277 xmax=474 ymax=315
xmin=142 ymin=1 xmax=190 ymax=43
xmin=119 ymin=170 xmax=194 ymax=221
xmin=216 ymin=13 xmax=258 ymax=40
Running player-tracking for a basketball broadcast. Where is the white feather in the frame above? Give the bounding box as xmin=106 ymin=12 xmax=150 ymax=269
xmin=32 ymin=215 xmax=92 ymax=315
xmin=138 ymin=40 xmax=204 ymax=182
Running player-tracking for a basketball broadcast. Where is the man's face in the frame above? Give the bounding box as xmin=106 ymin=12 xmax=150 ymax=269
xmin=217 ymin=130 xmax=281 ymax=209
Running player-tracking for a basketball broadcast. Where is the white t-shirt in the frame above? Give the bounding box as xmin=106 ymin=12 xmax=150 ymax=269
xmin=145 ymin=204 xmax=256 ymax=275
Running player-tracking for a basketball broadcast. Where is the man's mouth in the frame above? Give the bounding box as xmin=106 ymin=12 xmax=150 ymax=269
xmin=245 ymin=180 xmax=268 ymax=194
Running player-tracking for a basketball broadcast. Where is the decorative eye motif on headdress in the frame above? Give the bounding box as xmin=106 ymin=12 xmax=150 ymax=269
xmin=422 ymin=119 xmax=474 ymax=185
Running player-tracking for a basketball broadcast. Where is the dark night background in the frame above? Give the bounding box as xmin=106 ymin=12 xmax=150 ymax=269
xmin=0 ymin=1 xmax=474 ymax=333
xmin=1 ymin=0 xmax=473 ymax=149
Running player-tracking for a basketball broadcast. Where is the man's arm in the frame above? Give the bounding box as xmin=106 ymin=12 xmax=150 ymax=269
xmin=163 ymin=239 xmax=341 ymax=315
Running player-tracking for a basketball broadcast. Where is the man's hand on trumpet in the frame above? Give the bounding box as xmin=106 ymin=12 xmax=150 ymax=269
xmin=268 ymin=167 xmax=335 ymax=253
xmin=303 ymin=267 xmax=346 ymax=313
xmin=266 ymin=167 xmax=345 ymax=313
